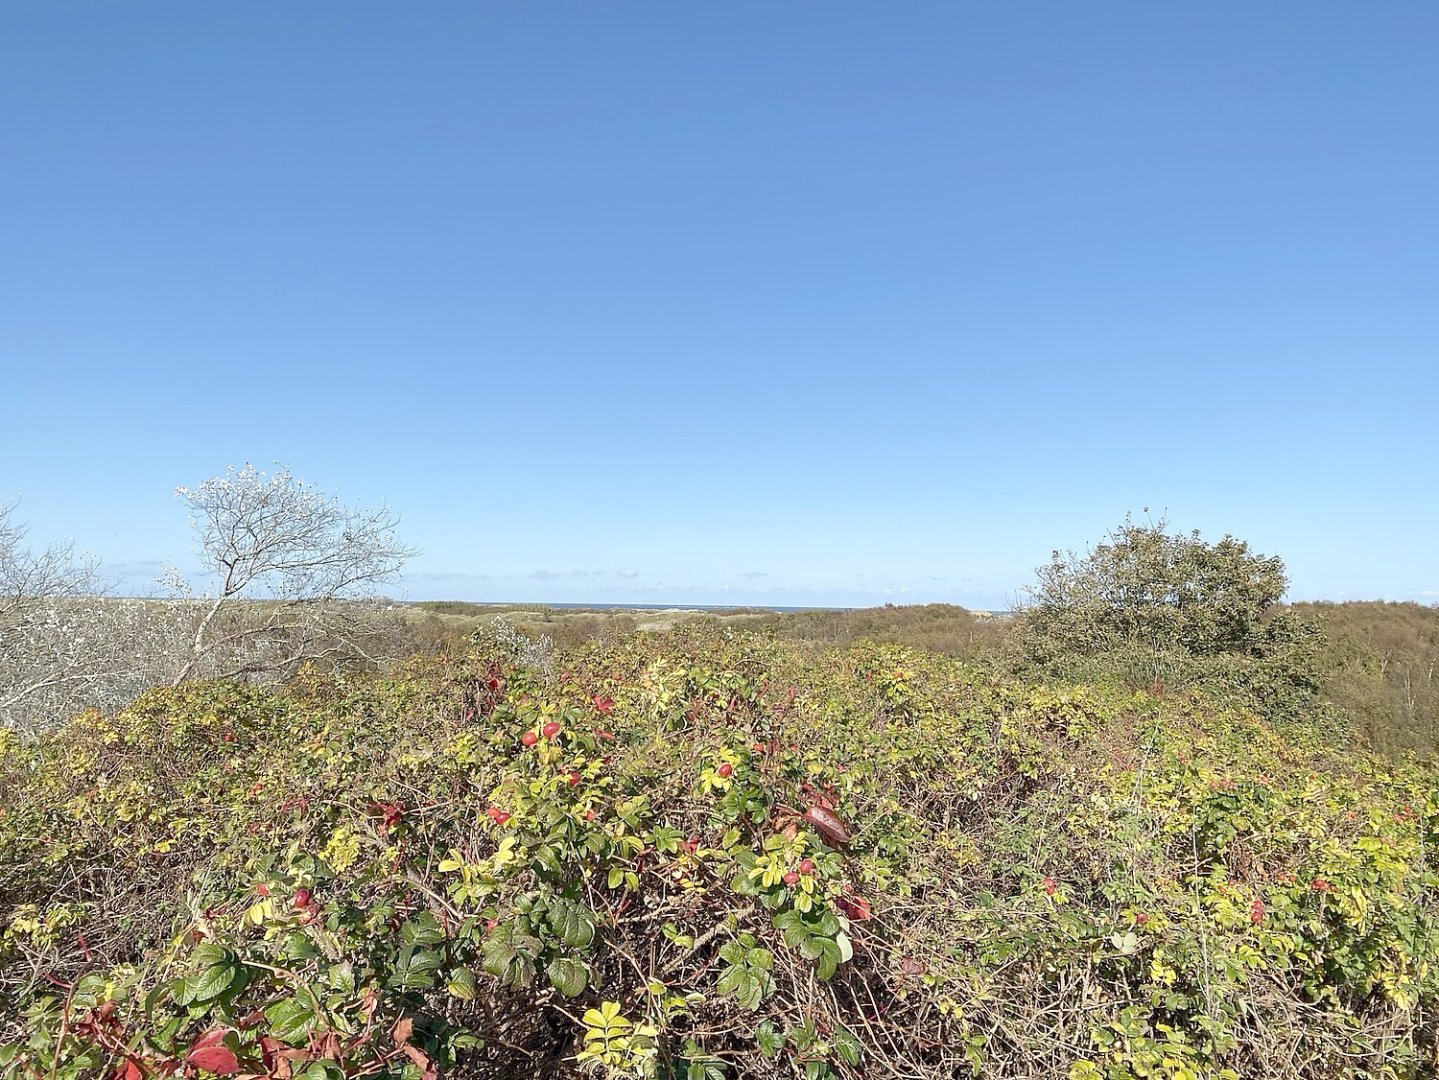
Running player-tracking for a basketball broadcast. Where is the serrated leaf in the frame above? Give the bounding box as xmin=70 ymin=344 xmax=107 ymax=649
xmin=400 ymin=912 xmax=445 ymax=947
xmin=548 ymin=900 xmax=596 ymax=949
xmin=264 ymin=996 xmax=316 ymax=1044
xmin=446 ymin=968 xmax=479 ymax=1000
xmin=391 ymin=945 xmax=444 ymax=990
xmin=546 ymin=956 xmax=589 ymax=998
xmin=835 ymin=1027 xmax=861 ymax=1066
xmin=186 ymin=1044 xmax=242 ymax=1075
xmin=182 ymin=956 xmax=239 ymax=1005
xmin=755 ymin=1021 xmax=783 ymax=1058
xmin=815 ymin=939 xmax=840 ymax=980
xmin=282 ymin=933 xmax=320 ymax=961
xmin=481 ymin=924 xmax=540 ymax=988
xmin=736 ymin=972 xmax=764 ymax=1012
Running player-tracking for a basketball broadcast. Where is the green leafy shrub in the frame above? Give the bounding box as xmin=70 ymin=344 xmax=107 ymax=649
xmin=2 ymin=628 xmax=1436 ymax=1079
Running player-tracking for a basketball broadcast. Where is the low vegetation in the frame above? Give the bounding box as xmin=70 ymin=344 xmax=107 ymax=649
xmin=1292 ymin=601 xmax=1439 ymax=755
xmin=3 ymin=517 xmax=1438 ymax=1078
xmin=4 ymin=619 xmax=1438 ymax=1078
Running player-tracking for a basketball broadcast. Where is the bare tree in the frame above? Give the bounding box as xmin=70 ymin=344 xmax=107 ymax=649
xmin=0 ymin=503 xmax=118 ymax=726
xmin=168 ymin=464 xmax=416 ymax=685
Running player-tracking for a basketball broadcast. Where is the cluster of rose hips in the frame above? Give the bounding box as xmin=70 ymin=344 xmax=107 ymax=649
xmin=520 ymin=720 xmax=564 ymax=747
xmin=254 ymin=882 xmax=321 ymax=924
xmin=782 ymin=858 xmax=817 ymax=888
xmin=498 ymin=716 xmax=617 ymax=828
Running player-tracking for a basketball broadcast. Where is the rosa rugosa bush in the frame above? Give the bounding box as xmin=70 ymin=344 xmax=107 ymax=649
xmin=2 ymin=628 xmax=1436 ymax=1079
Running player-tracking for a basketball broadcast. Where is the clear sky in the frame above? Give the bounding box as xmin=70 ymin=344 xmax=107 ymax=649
xmin=2 ymin=2 xmax=1436 ymax=609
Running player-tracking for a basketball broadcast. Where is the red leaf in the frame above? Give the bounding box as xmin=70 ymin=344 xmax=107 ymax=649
xmin=392 ymin=1016 xmax=414 ymax=1046
xmin=186 ymin=1044 xmax=242 ymax=1075
xmin=401 ymin=1044 xmax=438 ymax=1080
xmin=192 ymin=1028 xmax=230 ymax=1050
xmin=803 ymin=804 xmax=851 ymax=846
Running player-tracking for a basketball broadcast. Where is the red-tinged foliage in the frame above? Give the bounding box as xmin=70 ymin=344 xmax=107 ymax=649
xmin=803 ymin=804 xmax=851 ymax=846
xmin=186 ymin=1040 xmax=241 ymax=1075
xmin=5 ymin=630 xmax=1439 ymax=1080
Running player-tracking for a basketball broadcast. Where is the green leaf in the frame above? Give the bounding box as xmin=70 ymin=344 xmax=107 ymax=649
xmin=481 ymin=924 xmax=540 ymax=988
xmin=71 ymin=973 xmax=106 ymax=1008
xmin=755 ymin=1021 xmax=784 ymax=1058
xmin=546 ymin=956 xmax=589 ymax=998
xmin=446 ymin=968 xmax=479 ymax=1001
xmin=548 ymin=899 xmax=596 ymax=949
xmin=815 ymin=938 xmax=841 ymax=980
xmin=180 ymin=952 xmax=239 ymax=1005
xmin=144 ymin=980 xmax=176 ymax=1021
xmin=264 ymin=996 xmax=318 ymax=1044
xmin=735 ymin=972 xmax=764 ymax=1012
xmin=282 ymin=933 xmax=320 ymax=961
xmin=400 ymin=911 xmax=445 ymax=947
xmin=834 ymin=1027 xmax=862 ymax=1067
xmin=391 ymin=945 xmax=444 ymax=990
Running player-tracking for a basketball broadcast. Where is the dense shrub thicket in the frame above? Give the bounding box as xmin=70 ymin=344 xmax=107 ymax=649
xmin=3 ymin=627 xmax=1436 ymax=1079
xmin=740 ymin=604 xmax=1008 ymax=662
xmin=1291 ymin=602 xmax=1439 ymax=754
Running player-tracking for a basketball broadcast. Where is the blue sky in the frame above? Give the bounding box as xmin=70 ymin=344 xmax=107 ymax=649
xmin=2 ymin=2 xmax=1436 ymax=609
